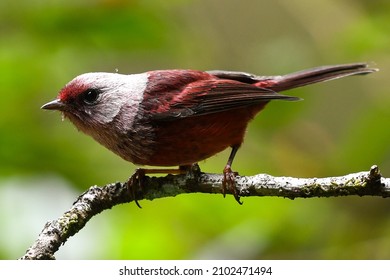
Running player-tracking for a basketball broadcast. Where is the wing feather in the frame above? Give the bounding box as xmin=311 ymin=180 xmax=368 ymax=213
xmin=151 ymin=78 xmax=299 ymax=121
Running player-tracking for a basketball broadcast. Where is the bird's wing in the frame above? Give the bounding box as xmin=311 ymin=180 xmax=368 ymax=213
xmin=147 ymin=71 xmax=299 ymax=121
xmin=206 ymin=70 xmax=276 ymax=84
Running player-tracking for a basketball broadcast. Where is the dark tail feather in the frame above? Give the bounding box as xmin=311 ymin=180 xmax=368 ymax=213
xmin=269 ymin=63 xmax=378 ymax=92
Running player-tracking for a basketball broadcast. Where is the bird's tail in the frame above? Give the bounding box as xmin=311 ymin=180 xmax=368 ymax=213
xmin=267 ymin=63 xmax=378 ymax=92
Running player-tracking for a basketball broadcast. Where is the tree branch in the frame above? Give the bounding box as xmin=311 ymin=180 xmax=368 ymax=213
xmin=20 ymin=165 xmax=390 ymax=260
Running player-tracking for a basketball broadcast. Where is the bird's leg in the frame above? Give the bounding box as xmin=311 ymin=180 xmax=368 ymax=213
xmin=222 ymin=145 xmax=242 ymax=205
xmin=128 ymin=164 xmax=196 ymax=208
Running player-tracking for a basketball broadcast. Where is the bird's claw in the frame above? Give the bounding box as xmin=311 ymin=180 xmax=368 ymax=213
xmin=222 ymin=165 xmax=242 ymax=205
xmin=128 ymin=168 xmax=145 ymax=208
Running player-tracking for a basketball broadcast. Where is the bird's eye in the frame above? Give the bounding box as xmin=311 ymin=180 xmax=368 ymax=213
xmin=82 ymin=89 xmax=100 ymax=105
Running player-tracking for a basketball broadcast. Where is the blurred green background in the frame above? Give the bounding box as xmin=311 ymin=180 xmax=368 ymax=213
xmin=1 ymin=0 xmax=389 ymax=259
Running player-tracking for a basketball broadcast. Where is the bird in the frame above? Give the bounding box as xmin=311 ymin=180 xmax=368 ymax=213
xmin=42 ymin=63 xmax=377 ymax=205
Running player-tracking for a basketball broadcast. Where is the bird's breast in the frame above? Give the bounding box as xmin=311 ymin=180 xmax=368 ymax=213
xmin=142 ymin=104 xmax=267 ymax=166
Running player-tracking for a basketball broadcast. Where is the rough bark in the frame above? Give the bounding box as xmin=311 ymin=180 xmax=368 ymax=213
xmin=20 ymin=165 xmax=389 ymax=260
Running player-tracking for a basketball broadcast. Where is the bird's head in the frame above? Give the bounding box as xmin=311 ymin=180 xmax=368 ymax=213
xmin=41 ymin=72 xmax=148 ymax=134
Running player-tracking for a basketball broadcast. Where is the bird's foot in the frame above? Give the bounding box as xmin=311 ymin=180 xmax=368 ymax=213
xmin=128 ymin=168 xmax=146 ymax=208
xmin=127 ymin=165 xmax=197 ymax=208
xmin=182 ymin=163 xmax=201 ymax=179
xmin=222 ymin=165 xmax=242 ymax=205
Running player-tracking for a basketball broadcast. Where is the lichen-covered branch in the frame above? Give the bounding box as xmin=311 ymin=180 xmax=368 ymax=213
xmin=20 ymin=165 xmax=390 ymax=260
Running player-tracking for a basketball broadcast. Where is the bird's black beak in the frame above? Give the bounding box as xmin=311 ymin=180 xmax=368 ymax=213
xmin=41 ymin=99 xmax=66 ymax=111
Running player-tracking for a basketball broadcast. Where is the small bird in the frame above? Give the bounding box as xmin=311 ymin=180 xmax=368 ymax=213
xmin=42 ymin=63 xmax=377 ymax=204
